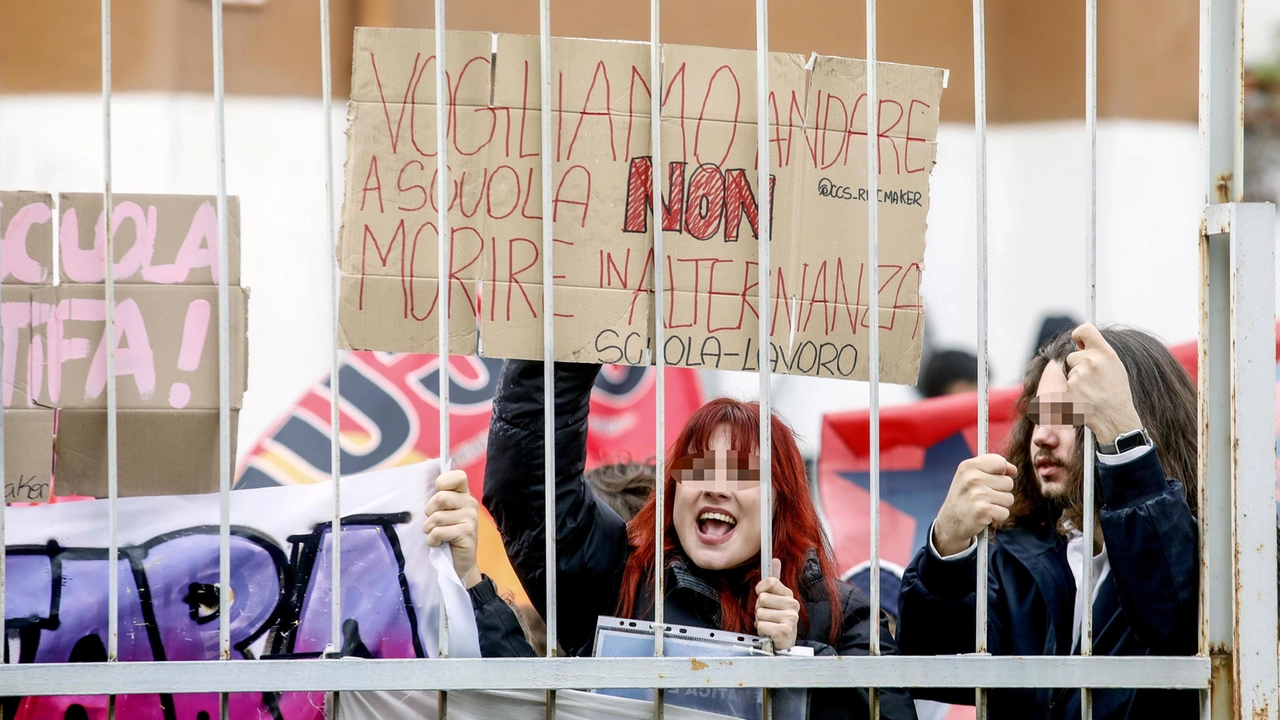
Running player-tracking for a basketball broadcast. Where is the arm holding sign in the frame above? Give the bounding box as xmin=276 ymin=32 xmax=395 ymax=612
xmin=483 ymin=360 xmax=630 ymax=658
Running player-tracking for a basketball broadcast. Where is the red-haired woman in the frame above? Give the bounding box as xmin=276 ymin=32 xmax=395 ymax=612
xmin=483 ymin=360 xmax=918 ymax=719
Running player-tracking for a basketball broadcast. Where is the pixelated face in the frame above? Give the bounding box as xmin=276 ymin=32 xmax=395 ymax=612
xmin=671 ymin=425 xmax=764 ymax=571
xmin=1028 ymin=361 xmax=1085 ymax=498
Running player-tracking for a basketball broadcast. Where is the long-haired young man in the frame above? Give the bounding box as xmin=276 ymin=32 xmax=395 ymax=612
xmin=896 ymin=324 xmax=1199 ymax=720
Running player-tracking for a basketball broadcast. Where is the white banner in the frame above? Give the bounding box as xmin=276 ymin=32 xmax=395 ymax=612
xmin=4 ymin=460 xmax=479 ymax=720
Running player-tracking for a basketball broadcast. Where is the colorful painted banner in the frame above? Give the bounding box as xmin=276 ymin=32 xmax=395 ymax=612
xmin=236 ymin=353 xmax=703 ymax=603
xmin=3 ymin=460 xmax=479 ymax=720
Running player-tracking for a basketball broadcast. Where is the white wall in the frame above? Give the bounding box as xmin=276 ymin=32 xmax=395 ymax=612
xmin=0 ymin=94 xmax=342 ymax=467
xmin=1247 ymin=0 xmax=1280 ymax=66
xmin=0 ymin=94 xmax=1233 ymax=460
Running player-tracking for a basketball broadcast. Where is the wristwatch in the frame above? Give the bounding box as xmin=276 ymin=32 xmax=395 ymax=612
xmin=1096 ymin=427 xmax=1152 ymax=455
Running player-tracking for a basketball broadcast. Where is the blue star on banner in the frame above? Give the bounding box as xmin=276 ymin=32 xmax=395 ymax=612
xmin=840 ymin=432 xmax=975 ymax=557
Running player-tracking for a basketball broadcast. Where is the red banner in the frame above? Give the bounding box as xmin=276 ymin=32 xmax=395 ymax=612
xmin=237 ymin=353 xmax=703 ymax=603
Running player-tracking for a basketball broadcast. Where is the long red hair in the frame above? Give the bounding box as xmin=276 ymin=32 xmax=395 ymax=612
xmin=616 ymin=398 xmax=843 ymax=643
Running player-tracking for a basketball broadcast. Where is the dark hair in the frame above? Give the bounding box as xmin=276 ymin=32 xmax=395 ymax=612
xmin=1004 ymin=325 xmax=1199 ymax=532
xmin=616 ymin=398 xmax=843 ymax=644
xmin=919 ymin=349 xmax=979 ymax=398
xmin=585 ymin=460 xmax=656 ymax=522
xmin=1034 ymin=315 xmax=1079 ymax=357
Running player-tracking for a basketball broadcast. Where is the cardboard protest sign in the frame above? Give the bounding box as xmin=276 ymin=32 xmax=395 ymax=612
xmin=3 ymin=409 xmax=54 ymax=503
xmin=1 ymin=192 xmax=248 ymax=499
xmin=2 ymin=192 xmax=57 ymax=502
xmin=3 ymin=460 xmax=480 ymax=720
xmin=339 ymin=28 xmax=943 ymax=383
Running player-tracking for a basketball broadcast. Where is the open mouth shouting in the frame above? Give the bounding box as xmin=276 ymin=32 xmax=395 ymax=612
xmin=695 ymin=506 xmax=738 ymax=546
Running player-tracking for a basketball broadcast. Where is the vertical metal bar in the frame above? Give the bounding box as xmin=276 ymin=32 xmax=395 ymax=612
xmin=754 ymin=0 xmax=772 ymax=614
xmin=971 ymin=0 xmax=990 ymax=717
xmin=754 ymin=0 xmax=773 ymax=717
xmin=1225 ymin=202 xmax=1279 ymax=720
xmin=210 ymin=3 xmax=233 ymax=719
xmin=318 ymin=1 xmax=342 ymax=716
xmin=433 ymin=5 xmax=452 ymax=718
xmin=1199 ymin=227 xmax=1232 ymax=720
xmin=1080 ymin=2 xmax=1097 ymax=718
xmin=101 ymin=3 xmax=119 ymax=717
xmin=0 ymin=40 xmax=7 ymax=673
xmin=539 ymin=1 xmax=558 ymax=717
xmin=1197 ymin=0 xmax=1242 ymax=717
xmin=101 ymin=0 xmax=118 ymax=666
xmin=864 ymin=1 xmax=881 ymax=718
xmin=649 ymin=0 xmax=666 ymax=715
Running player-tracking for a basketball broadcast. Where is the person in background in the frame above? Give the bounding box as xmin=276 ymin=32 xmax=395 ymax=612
xmin=483 ymin=360 xmax=919 ymax=719
xmin=896 ymin=324 xmax=1199 ymax=719
xmin=585 ymin=459 xmax=656 ymax=522
xmin=917 ymin=349 xmax=980 ymax=398
xmin=1033 ymin=314 xmax=1079 ymax=357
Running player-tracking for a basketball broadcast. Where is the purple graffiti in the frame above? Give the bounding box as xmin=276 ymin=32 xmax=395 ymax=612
xmin=288 ymin=520 xmax=421 ymax=659
xmin=4 ymin=514 xmax=419 ymax=720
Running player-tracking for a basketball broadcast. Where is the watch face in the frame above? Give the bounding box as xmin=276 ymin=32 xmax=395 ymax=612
xmin=1115 ymin=430 xmax=1149 ymax=452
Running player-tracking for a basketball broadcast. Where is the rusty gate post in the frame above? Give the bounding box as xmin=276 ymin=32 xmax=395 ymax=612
xmin=1199 ymin=2 xmax=1279 ymax=719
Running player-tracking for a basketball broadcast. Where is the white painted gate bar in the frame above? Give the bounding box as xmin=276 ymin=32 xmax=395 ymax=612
xmin=0 ymin=655 xmax=1210 ymax=695
xmin=864 ymin=2 xmax=883 ymax=719
xmin=1080 ymin=0 xmax=1099 ymax=718
xmin=99 ymin=6 xmax=121 ymax=720
xmin=970 ymin=2 xmax=991 ymax=719
xmin=753 ymin=0 xmax=776 ymax=713
xmin=538 ymin=3 xmax=560 ymax=720
xmin=649 ymin=0 xmax=668 ymax=715
xmin=210 ymin=3 xmax=235 ymax=720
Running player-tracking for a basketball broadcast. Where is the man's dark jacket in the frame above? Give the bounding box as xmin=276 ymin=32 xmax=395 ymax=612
xmin=482 ymin=359 xmax=919 ymax=720
xmin=897 ymin=448 xmax=1199 ymax=720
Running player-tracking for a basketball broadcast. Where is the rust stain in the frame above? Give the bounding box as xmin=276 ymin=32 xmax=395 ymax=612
xmin=690 ymin=658 xmax=708 ymax=671
xmin=1216 ymin=173 xmax=1233 ymax=204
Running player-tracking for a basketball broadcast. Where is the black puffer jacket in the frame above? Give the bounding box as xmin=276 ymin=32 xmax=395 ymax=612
xmin=483 ymin=359 xmax=918 ymax=720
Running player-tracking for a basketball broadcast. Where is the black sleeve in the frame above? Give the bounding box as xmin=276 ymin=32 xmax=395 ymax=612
xmin=469 ymin=575 xmax=537 ymax=658
xmin=1098 ymin=447 xmax=1198 ymax=655
xmin=482 ymin=360 xmax=631 ymax=657
xmin=803 ymin=587 xmax=919 ymax=720
xmin=896 ymin=532 xmax=1001 ymax=706
xmin=897 ymin=527 xmax=1001 ymax=657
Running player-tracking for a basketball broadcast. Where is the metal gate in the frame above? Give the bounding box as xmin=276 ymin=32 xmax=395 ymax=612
xmin=0 ymin=0 xmax=1275 ymax=718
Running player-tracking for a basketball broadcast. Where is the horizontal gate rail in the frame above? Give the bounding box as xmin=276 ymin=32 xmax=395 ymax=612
xmin=1 ymin=656 xmax=1211 ymax=696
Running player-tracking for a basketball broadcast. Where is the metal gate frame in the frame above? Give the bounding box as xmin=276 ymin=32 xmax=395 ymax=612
xmin=0 ymin=0 xmax=1275 ymax=718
